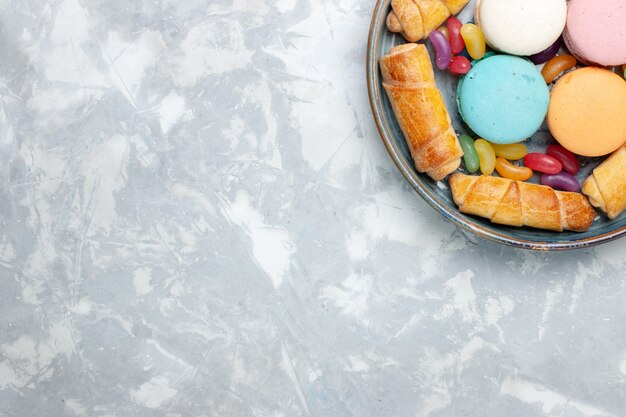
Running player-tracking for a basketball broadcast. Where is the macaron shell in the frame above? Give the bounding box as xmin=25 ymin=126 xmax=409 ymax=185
xmin=473 ymin=0 xmax=482 ymax=25
xmin=564 ymin=0 xmax=626 ymax=67
xmin=457 ymin=55 xmax=549 ymax=144
xmin=478 ymin=0 xmax=567 ymax=56
xmin=548 ymin=67 xmax=626 ymax=157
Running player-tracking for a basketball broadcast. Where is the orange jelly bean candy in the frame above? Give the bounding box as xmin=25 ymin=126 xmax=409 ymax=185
xmin=495 ymin=158 xmax=533 ymax=181
xmin=541 ymin=55 xmax=577 ymax=84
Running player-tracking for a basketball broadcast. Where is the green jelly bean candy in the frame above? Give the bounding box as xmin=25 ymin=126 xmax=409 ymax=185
xmin=458 ymin=134 xmax=480 ymax=174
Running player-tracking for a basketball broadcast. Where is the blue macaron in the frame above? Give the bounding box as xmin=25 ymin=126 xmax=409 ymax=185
xmin=457 ymin=55 xmax=549 ymax=144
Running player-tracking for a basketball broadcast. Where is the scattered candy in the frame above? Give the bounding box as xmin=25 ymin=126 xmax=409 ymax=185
xmin=528 ymin=38 xmax=562 ymax=65
xmin=541 ymin=172 xmax=581 ymax=192
xmin=449 ymin=56 xmax=471 ymax=76
xmin=475 ymin=139 xmax=496 ymax=175
xmin=438 ymin=27 xmax=449 ymax=39
xmin=429 ymin=30 xmax=452 ymax=70
xmin=546 ymin=144 xmax=580 ymax=175
xmin=446 ymin=16 xmax=465 ymax=55
xmin=495 ymin=158 xmax=533 ymax=181
xmin=541 ymin=55 xmax=577 ymax=83
xmin=524 ymin=153 xmax=563 ymax=174
xmin=490 ymin=143 xmax=528 ymax=160
xmin=458 ymin=134 xmax=480 ymax=173
xmin=460 ymin=24 xmax=486 ymax=60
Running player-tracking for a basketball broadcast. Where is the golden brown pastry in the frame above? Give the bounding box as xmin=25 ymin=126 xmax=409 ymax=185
xmin=449 ymin=173 xmax=596 ymax=232
xmin=380 ymin=43 xmax=463 ymax=181
xmin=387 ymin=0 xmax=471 ymax=42
xmin=582 ymin=145 xmax=626 ymax=219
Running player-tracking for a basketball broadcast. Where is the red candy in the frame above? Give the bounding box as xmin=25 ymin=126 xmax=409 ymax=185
xmin=523 ymin=153 xmax=562 ymax=174
xmin=546 ymin=144 xmax=580 ymax=175
xmin=446 ymin=16 xmax=465 ymax=55
xmin=449 ymin=56 xmax=471 ymax=75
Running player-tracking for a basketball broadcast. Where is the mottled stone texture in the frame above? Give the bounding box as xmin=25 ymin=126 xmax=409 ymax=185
xmin=0 ymin=0 xmax=625 ymax=416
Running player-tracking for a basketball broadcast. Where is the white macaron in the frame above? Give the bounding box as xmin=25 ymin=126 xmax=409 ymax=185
xmin=475 ymin=0 xmax=567 ymax=56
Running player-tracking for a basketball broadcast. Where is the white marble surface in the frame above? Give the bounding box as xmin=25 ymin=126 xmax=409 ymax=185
xmin=1 ymin=0 xmax=626 ymax=416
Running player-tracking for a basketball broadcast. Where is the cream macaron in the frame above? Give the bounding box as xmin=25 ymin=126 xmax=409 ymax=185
xmin=475 ymin=0 xmax=567 ymax=56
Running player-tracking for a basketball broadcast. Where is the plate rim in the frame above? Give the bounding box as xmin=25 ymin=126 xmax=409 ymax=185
xmin=366 ymin=0 xmax=626 ymax=251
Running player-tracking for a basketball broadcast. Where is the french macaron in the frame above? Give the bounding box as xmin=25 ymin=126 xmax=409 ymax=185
xmin=548 ymin=67 xmax=626 ymax=157
xmin=475 ymin=0 xmax=567 ymax=56
xmin=564 ymin=0 xmax=626 ymax=67
xmin=457 ymin=55 xmax=549 ymax=145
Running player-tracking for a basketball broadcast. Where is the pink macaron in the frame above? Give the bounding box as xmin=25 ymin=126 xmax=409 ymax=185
xmin=564 ymin=0 xmax=626 ymax=66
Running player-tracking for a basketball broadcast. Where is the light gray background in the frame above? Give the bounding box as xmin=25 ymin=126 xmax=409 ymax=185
xmin=1 ymin=0 xmax=625 ymax=416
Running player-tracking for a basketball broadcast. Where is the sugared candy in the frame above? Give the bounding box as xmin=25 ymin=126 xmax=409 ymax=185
xmin=460 ymin=23 xmax=486 ymax=60
xmin=458 ymin=135 xmax=480 ymax=174
xmin=446 ymin=16 xmax=465 ymax=55
xmin=429 ymin=30 xmax=452 ymax=70
xmin=528 ymin=38 xmax=562 ymax=65
xmin=541 ymin=55 xmax=577 ymax=83
xmin=546 ymin=144 xmax=579 ymax=175
xmin=495 ymin=158 xmax=533 ymax=181
xmin=449 ymin=56 xmax=471 ymax=76
xmin=524 ymin=153 xmax=562 ymax=174
xmin=490 ymin=143 xmax=528 ymax=160
xmin=541 ymin=172 xmax=581 ymax=192
xmin=474 ymin=139 xmax=496 ymax=175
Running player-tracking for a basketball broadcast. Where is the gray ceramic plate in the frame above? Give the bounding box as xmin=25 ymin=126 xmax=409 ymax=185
xmin=367 ymin=0 xmax=626 ymax=250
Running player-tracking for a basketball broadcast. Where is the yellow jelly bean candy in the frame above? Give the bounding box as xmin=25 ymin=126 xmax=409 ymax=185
xmin=460 ymin=24 xmax=486 ymax=60
xmin=474 ymin=139 xmax=496 ymax=175
xmin=490 ymin=143 xmax=528 ymax=160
